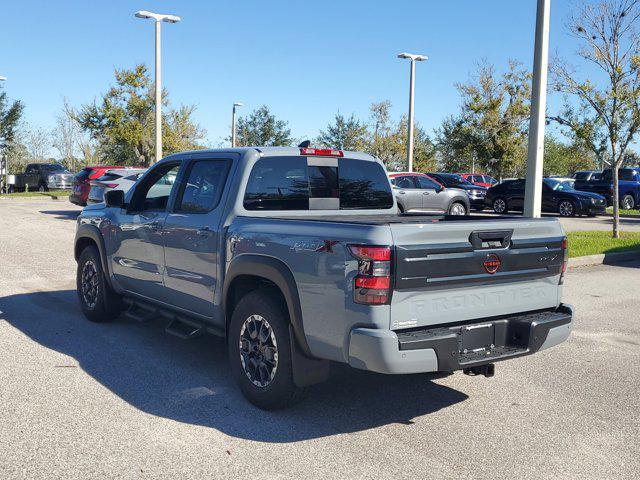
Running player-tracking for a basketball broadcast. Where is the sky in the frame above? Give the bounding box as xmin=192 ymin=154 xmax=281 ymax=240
xmin=1 ymin=0 xmax=591 ymax=150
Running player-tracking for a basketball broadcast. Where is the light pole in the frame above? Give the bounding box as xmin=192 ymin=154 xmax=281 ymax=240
xmin=397 ymin=52 xmax=427 ymax=172
xmin=134 ymin=10 xmax=181 ymax=163
xmin=1 ymin=76 xmax=6 ymax=193
xmin=231 ymin=102 xmax=244 ymax=147
xmin=523 ymin=0 xmax=550 ymax=218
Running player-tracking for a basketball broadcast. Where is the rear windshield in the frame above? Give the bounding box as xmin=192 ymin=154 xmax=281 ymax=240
xmin=243 ymin=156 xmax=393 ymax=210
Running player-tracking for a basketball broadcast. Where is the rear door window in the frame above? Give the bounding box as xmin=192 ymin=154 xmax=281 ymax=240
xmin=415 ymin=176 xmax=440 ymax=190
xmin=395 ymin=176 xmax=417 ymax=189
xmin=243 ymin=156 xmax=393 ymax=210
xmin=175 ymin=160 xmax=230 ymax=213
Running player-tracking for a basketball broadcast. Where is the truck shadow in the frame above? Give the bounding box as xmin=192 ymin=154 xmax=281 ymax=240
xmin=39 ymin=210 xmax=81 ymax=220
xmin=0 ymin=289 xmax=468 ymax=443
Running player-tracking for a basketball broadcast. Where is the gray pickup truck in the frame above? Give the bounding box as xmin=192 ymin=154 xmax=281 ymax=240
xmin=74 ymin=146 xmax=573 ymax=409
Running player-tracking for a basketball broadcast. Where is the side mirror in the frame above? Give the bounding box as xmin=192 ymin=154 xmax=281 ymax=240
xmin=435 ymin=184 xmax=444 ymax=193
xmin=104 ymin=189 xmax=125 ymax=208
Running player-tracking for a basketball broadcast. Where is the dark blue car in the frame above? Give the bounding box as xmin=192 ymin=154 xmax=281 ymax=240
xmin=486 ymin=178 xmax=607 ymax=217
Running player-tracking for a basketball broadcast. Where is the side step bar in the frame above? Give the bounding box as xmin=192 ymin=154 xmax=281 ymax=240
xmin=122 ymin=296 xmax=221 ymax=339
xmin=164 ymin=316 xmax=205 ymax=340
xmin=124 ymin=299 xmax=158 ymax=323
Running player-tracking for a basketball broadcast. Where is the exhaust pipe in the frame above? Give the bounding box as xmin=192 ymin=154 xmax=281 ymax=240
xmin=463 ymin=363 xmax=495 ymax=378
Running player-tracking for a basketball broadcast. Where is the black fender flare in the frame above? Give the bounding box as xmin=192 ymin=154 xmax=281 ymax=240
xmin=74 ymin=223 xmax=114 ymax=288
xmin=223 ymin=254 xmax=311 ymax=356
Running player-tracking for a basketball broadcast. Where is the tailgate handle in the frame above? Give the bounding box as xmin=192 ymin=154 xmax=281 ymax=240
xmin=469 ymin=230 xmax=513 ymax=250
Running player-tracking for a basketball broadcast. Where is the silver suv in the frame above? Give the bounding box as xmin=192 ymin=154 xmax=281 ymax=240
xmin=389 ymin=172 xmax=470 ymax=215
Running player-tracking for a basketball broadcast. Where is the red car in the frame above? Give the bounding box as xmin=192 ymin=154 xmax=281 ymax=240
xmin=70 ymin=166 xmax=131 ymax=206
xmin=457 ymin=173 xmax=498 ymax=189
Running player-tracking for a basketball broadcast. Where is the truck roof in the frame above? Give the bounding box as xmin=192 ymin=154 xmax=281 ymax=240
xmin=164 ymin=146 xmax=376 ymax=162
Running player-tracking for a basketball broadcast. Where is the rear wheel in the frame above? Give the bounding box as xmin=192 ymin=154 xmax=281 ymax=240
xmin=448 ymin=201 xmax=467 ymax=216
xmin=621 ymin=194 xmax=635 ymax=210
xmin=76 ymin=245 xmax=123 ymax=322
xmin=38 ymin=183 xmax=48 ymax=192
xmin=493 ymin=198 xmax=508 ymax=214
xmin=228 ymin=290 xmax=305 ymax=410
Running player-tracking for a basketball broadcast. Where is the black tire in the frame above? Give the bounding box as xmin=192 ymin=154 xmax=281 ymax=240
xmin=228 ymin=289 xmax=305 ymax=410
xmin=76 ymin=245 xmax=123 ymax=322
xmin=558 ymin=199 xmax=576 ymax=217
xmin=448 ymin=201 xmax=468 ymax=215
xmin=492 ymin=197 xmax=508 ymax=214
xmin=38 ymin=183 xmax=48 ymax=192
xmin=7 ymin=185 xmax=14 ymax=193
xmin=397 ymin=203 xmax=404 ymax=214
xmin=621 ymin=194 xmax=635 ymax=210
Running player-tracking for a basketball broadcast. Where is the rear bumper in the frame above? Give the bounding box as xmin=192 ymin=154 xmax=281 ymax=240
xmin=348 ymin=304 xmax=573 ymax=374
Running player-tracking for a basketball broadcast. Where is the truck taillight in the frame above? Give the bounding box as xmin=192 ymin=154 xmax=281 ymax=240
xmin=348 ymin=245 xmax=392 ymax=305
xmin=560 ymin=237 xmax=568 ymax=284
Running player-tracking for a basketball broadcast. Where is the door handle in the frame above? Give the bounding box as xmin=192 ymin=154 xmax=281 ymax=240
xmin=423 ymin=191 xmax=430 ymax=195
xmin=197 ymin=227 xmax=212 ymax=236
xmin=148 ymin=220 xmax=162 ymax=231
xmin=398 ymin=190 xmax=406 ymax=194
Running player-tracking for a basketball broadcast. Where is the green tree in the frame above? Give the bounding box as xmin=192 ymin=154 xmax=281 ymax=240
xmin=77 ymin=64 xmax=205 ymax=166
xmin=235 ymin=105 xmax=292 ymax=147
xmin=365 ymin=101 xmax=436 ymax=172
xmin=436 ymin=61 xmax=531 ymax=179
xmin=316 ymin=112 xmax=369 ymax=150
xmin=0 ymin=85 xmax=24 ymax=156
xmin=543 ymin=134 xmax=595 ymax=176
xmin=551 ymin=0 xmax=640 ymax=237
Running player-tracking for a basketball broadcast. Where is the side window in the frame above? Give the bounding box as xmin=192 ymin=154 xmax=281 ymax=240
xmin=619 ymin=169 xmax=636 ymax=181
xmin=505 ymin=180 xmax=524 ymax=190
xmin=244 ymin=157 xmax=310 ymax=210
xmin=130 ymin=163 xmax=181 ymax=212
xmin=175 ymin=160 xmax=230 ymax=213
xmin=395 ymin=176 xmax=416 ymax=189
xmin=415 ymin=176 xmax=439 ymax=190
xmin=25 ymin=164 xmax=35 ymax=173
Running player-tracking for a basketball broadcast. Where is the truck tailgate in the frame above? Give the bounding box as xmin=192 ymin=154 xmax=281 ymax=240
xmin=390 ymin=218 xmax=564 ymax=330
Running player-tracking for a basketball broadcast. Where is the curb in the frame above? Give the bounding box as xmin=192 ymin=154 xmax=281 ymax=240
xmin=0 ymin=195 xmax=65 ymax=201
xmin=568 ymin=250 xmax=640 ymax=268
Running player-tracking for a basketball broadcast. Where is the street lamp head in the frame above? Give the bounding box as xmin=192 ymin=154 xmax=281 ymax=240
xmin=397 ymin=52 xmax=428 ymax=62
xmin=233 ymin=102 xmax=244 ymax=107
xmin=135 ymin=10 xmax=181 ymax=23
xmin=0 ymin=76 xmax=6 ymax=82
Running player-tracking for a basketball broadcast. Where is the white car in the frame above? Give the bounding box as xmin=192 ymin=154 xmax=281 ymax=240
xmin=87 ymin=168 xmax=147 ymax=204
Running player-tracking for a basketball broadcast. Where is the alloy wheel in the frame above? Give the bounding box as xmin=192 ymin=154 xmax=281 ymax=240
xmin=239 ymin=314 xmax=279 ymax=388
xmin=559 ymin=200 xmax=574 ymax=217
xmin=450 ymin=203 xmax=467 ymax=215
xmin=81 ymin=260 xmax=99 ymax=309
xmin=622 ymin=195 xmax=634 ymax=210
xmin=493 ymin=198 xmax=506 ymax=213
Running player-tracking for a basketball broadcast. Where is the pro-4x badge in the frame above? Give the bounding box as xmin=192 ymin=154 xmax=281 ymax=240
xmin=483 ymin=254 xmax=501 ymax=274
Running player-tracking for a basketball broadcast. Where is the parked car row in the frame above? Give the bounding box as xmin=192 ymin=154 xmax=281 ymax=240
xmin=388 ymin=171 xmax=608 ymax=217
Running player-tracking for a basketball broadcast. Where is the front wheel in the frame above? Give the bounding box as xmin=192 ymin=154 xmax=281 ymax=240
xmin=621 ymin=194 xmax=635 ymax=210
xmin=228 ymin=290 xmax=305 ymax=410
xmin=76 ymin=245 xmax=123 ymax=322
xmin=558 ymin=200 xmax=576 ymax=217
xmin=38 ymin=183 xmax=48 ymax=192
xmin=448 ymin=201 xmax=467 ymax=216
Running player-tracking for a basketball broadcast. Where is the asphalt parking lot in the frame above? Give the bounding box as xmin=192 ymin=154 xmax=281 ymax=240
xmin=1 ymin=198 xmax=639 ymax=480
